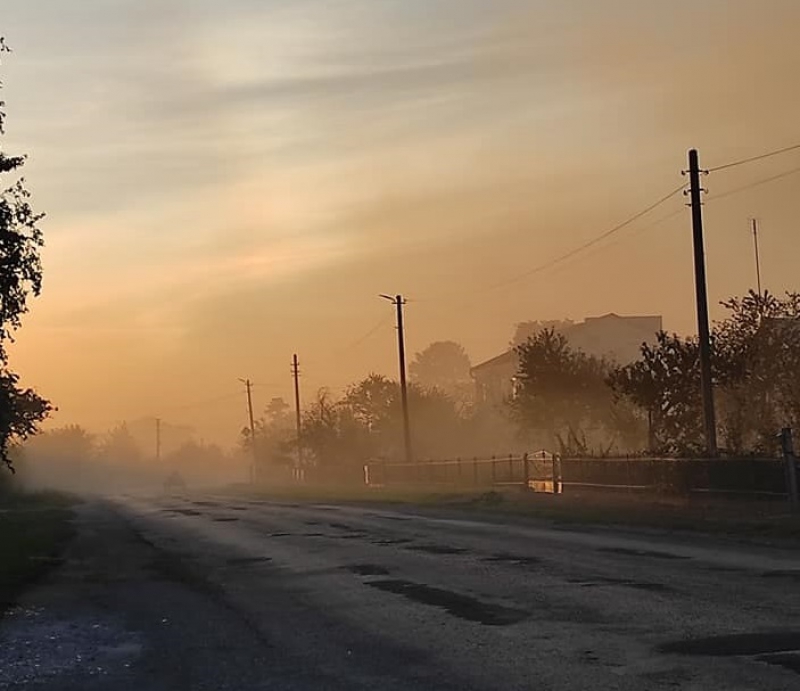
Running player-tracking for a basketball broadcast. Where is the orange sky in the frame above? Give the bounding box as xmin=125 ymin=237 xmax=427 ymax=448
xmin=3 ymin=0 xmax=800 ymax=447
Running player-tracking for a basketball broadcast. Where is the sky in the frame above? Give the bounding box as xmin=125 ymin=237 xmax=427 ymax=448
xmin=2 ymin=0 xmax=800 ymax=447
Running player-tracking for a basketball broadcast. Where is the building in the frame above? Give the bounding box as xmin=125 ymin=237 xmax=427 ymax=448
xmin=471 ymin=313 xmax=663 ymax=405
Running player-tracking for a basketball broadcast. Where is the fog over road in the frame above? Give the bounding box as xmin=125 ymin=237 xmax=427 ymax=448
xmin=3 ymin=495 xmax=800 ymax=690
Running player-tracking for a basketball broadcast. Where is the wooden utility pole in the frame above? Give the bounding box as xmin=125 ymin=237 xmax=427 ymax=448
xmin=751 ymin=218 xmax=763 ymax=296
xmin=292 ymin=354 xmax=303 ymax=478
xmin=687 ymin=149 xmax=718 ymax=457
xmin=380 ymin=294 xmax=413 ymax=464
xmin=240 ymin=378 xmax=257 ymax=483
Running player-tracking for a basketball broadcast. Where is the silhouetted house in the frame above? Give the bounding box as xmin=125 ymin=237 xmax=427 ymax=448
xmin=471 ymin=313 xmax=663 ymax=405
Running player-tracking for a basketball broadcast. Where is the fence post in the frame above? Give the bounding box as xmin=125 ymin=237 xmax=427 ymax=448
xmin=508 ymin=454 xmax=514 ymax=483
xmin=523 ymin=453 xmax=530 ymax=491
xmin=363 ymin=463 xmax=370 ymax=487
xmin=781 ymin=428 xmax=798 ymax=509
xmin=552 ymin=454 xmax=561 ymax=495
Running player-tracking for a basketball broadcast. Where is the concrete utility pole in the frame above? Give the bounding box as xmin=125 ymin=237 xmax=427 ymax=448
xmin=239 ymin=378 xmax=257 ymax=483
xmin=380 ymin=294 xmax=413 ymax=465
xmin=292 ymin=354 xmax=303 ymax=478
xmin=751 ymin=218 xmax=763 ymax=297
xmin=687 ymin=149 xmax=718 ymax=457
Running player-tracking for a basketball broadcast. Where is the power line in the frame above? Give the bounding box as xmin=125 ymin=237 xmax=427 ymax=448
xmin=706 ymin=164 xmax=800 ymax=203
xmin=483 ymin=183 xmax=685 ymax=292
xmin=708 ymin=142 xmax=800 ymax=173
xmin=545 ymin=205 xmax=686 ymax=274
xmin=342 ymin=315 xmax=393 ymax=351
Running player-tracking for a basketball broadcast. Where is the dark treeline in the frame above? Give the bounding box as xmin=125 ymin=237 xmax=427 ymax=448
xmin=15 ymin=423 xmax=237 ymax=492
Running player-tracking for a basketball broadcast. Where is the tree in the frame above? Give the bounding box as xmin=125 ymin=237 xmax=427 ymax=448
xmin=0 ymin=40 xmax=51 ymax=470
xmin=98 ymin=423 xmax=143 ymax=466
xmin=409 ymin=341 xmax=473 ymax=408
xmin=713 ymin=290 xmax=800 ymax=453
xmin=512 ymin=329 xmax=616 ymax=454
xmin=16 ymin=425 xmax=95 ymax=490
xmin=608 ymin=332 xmax=704 ymax=455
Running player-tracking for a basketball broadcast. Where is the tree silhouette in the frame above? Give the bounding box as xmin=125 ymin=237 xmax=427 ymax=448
xmin=409 ymin=341 xmax=472 ymax=407
xmin=513 ymin=328 xmax=615 ymax=454
xmin=0 ymin=40 xmax=51 ymax=470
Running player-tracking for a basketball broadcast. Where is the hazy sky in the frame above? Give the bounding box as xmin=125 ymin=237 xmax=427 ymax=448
xmin=3 ymin=0 xmax=800 ymax=446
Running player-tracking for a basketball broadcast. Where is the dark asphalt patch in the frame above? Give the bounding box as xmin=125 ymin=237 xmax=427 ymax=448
xmin=761 ymin=570 xmax=800 ymax=582
xmin=406 ymin=545 xmax=468 ymax=555
xmin=372 ymin=538 xmax=413 ymax=546
xmin=660 ymin=631 xmax=800 ymax=656
xmin=225 ymin=556 xmax=272 ymax=566
xmin=483 ymin=553 xmax=541 ymax=567
xmin=757 ymin=652 xmax=800 ymax=674
xmin=366 ymin=579 xmax=529 ymax=626
xmin=327 ymin=522 xmax=361 ymax=532
xmin=213 ymin=517 xmax=240 ymax=523
xmin=162 ymin=509 xmax=202 ymax=517
xmin=568 ymin=577 xmax=671 ymax=593
xmin=267 ymin=532 xmax=291 ymax=538
xmin=598 ymin=547 xmax=689 ymax=560
xmin=347 ymin=564 xmax=391 ymax=576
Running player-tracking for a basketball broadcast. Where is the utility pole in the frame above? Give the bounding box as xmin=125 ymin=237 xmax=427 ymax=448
xmin=380 ymin=294 xmax=413 ymax=464
xmin=239 ymin=378 xmax=257 ymax=483
xmin=751 ymin=218 xmax=763 ymax=297
xmin=291 ymin=354 xmax=303 ymax=479
xmin=687 ymin=149 xmax=718 ymax=457
xmin=155 ymin=417 xmax=161 ymax=462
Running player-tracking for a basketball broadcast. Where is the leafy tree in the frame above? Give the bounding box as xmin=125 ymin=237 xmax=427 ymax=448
xmin=714 ymin=290 xmax=800 ymax=452
xmin=512 ymin=329 xmax=616 ymax=454
xmin=608 ymin=332 xmax=704 ymax=455
xmin=16 ymin=424 xmax=95 ymax=489
xmin=0 ymin=41 xmax=51 ymax=470
xmin=163 ymin=440 xmax=226 ymax=484
xmin=409 ymin=341 xmax=473 ymax=406
xmin=98 ymin=423 xmax=143 ymax=466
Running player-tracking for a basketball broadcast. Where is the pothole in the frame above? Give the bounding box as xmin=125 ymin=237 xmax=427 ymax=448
xmin=483 ymin=553 xmax=541 ymax=567
xmin=346 ymin=564 xmax=390 ymax=576
xmin=761 ymin=570 xmax=800 ymax=582
xmin=366 ymin=579 xmax=529 ymax=626
xmin=598 ymin=547 xmax=689 ymax=560
xmin=225 ymin=556 xmax=271 ymax=566
xmin=406 ymin=545 xmax=467 ymax=556
xmin=660 ymin=631 xmax=800 ymax=656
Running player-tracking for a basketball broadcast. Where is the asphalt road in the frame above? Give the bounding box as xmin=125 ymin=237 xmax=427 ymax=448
xmin=2 ymin=494 xmax=800 ymax=690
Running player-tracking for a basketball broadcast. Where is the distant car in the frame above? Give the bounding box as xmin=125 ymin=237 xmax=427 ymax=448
xmin=163 ymin=472 xmax=187 ymax=496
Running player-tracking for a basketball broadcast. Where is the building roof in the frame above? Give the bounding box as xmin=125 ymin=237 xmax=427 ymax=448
xmin=470 ymin=349 xmax=517 ymax=374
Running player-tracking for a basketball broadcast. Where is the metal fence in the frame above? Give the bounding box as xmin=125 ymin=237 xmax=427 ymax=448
xmin=558 ymin=457 xmax=788 ymax=498
xmin=364 ymin=451 xmax=557 ymax=491
xmin=365 ymin=453 xmax=793 ymax=501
